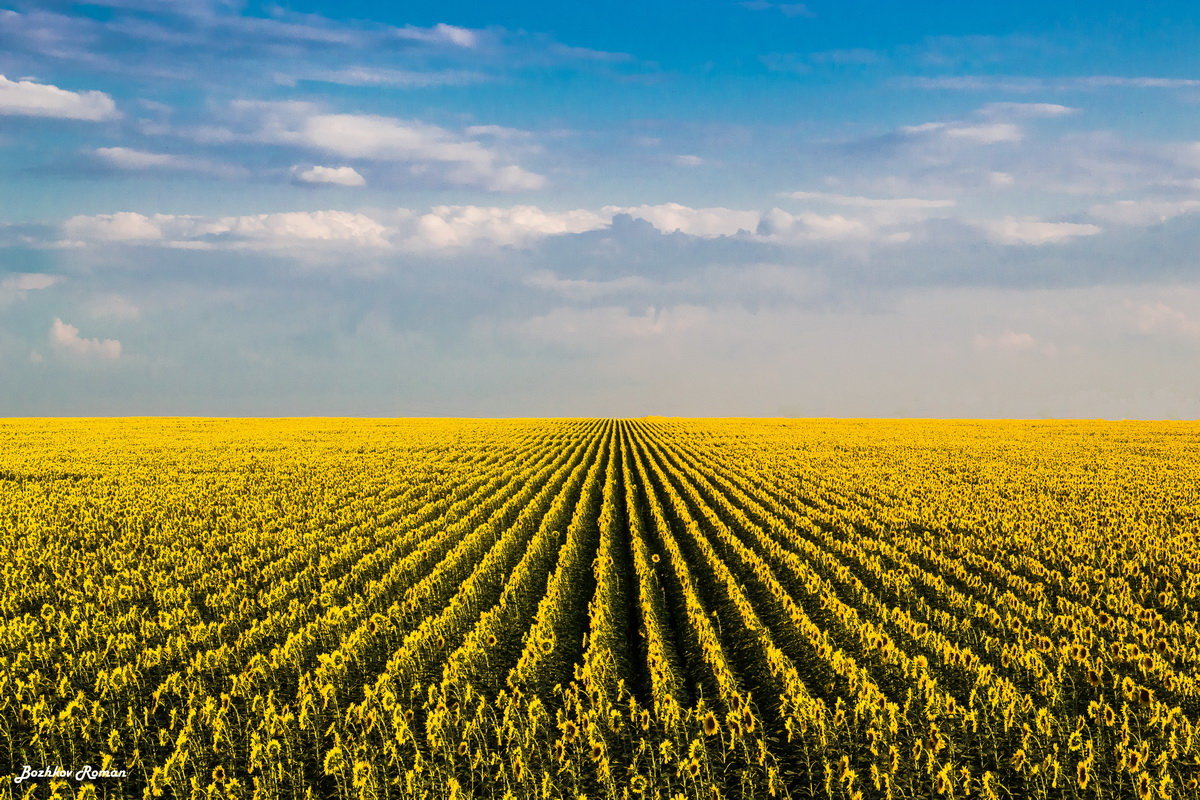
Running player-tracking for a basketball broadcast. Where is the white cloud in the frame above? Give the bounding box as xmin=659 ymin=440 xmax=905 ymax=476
xmin=1133 ymin=302 xmax=1200 ymax=339
xmin=293 ymin=165 xmax=366 ymax=187
xmin=673 ymin=154 xmax=704 ymax=167
xmin=284 ymin=67 xmax=486 ymax=88
xmin=975 ymin=216 xmax=1102 ymax=245
xmin=903 ymin=75 xmax=1200 ymax=92
xmin=63 ymin=212 xmax=169 ymax=242
xmin=1 ymin=273 xmax=62 ymax=292
xmin=0 ymin=75 xmax=118 ymax=120
xmin=756 ymin=207 xmax=908 ymax=243
xmin=394 ymin=22 xmax=480 ymax=48
xmin=60 ymin=206 xmax=607 ymax=253
xmin=977 ymin=102 xmax=1077 ymax=119
xmin=62 ymin=210 xmax=391 ymax=249
xmin=0 ymin=273 xmax=63 ymax=306
xmin=784 ymin=191 xmax=954 ymax=209
xmin=398 ymin=205 xmax=607 ymax=251
xmin=1075 ymin=76 xmax=1200 ymax=89
xmin=94 ymin=147 xmax=181 ymax=169
xmin=214 ymin=211 xmax=392 ymax=248
xmin=942 ymin=122 xmax=1024 ymax=144
xmin=887 ymin=103 xmax=1074 ymax=151
xmin=899 ymin=76 xmax=1048 ymax=92
xmin=240 ymin=104 xmax=545 ymax=191
xmin=1089 ymin=199 xmax=1200 ymax=226
xmin=972 ymin=330 xmax=1056 ymax=356
xmin=92 ymin=147 xmax=240 ymax=177
xmin=50 ymin=318 xmax=121 ymax=360
xmin=602 ymin=203 xmax=760 ymax=237
xmin=464 ymin=125 xmax=535 ymax=140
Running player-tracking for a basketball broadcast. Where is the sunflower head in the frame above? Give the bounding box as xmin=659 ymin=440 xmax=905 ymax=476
xmin=702 ymin=712 xmax=719 ymax=736
xmin=1137 ymin=772 xmax=1152 ymax=800
xmin=1076 ymin=760 xmax=1090 ymax=789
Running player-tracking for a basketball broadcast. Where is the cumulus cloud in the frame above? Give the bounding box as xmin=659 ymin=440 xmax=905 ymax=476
xmin=62 ymin=210 xmax=391 ymax=249
xmin=218 ymin=211 xmax=392 ymax=248
xmin=50 ymin=318 xmax=121 ymax=360
xmin=0 ymin=74 xmax=118 ymax=120
xmin=1133 ymin=302 xmax=1200 ymax=339
xmin=58 ymin=206 xmax=607 ymax=253
xmin=600 ymin=203 xmax=758 ymax=238
xmin=236 ymin=104 xmax=545 ymax=191
xmin=397 ymin=205 xmax=608 ymax=251
xmin=756 ymin=207 xmax=907 ymax=243
xmin=975 ymin=217 xmax=1102 ymax=245
xmin=63 ymin=212 xmax=170 ymax=242
xmin=293 ymin=165 xmax=366 ymax=187
xmin=58 ymin=200 xmax=1095 ymax=260
xmin=673 ymin=155 xmax=704 ymax=167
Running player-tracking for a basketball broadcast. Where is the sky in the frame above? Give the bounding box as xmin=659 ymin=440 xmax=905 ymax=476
xmin=3 ymin=1 xmax=1200 ymax=417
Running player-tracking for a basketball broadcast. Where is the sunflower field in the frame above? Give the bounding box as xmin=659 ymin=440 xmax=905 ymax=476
xmin=2 ymin=417 xmax=1199 ymax=799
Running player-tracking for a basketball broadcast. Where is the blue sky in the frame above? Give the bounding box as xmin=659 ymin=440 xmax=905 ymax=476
xmin=4 ymin=0 xmax=1200 ymax=416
